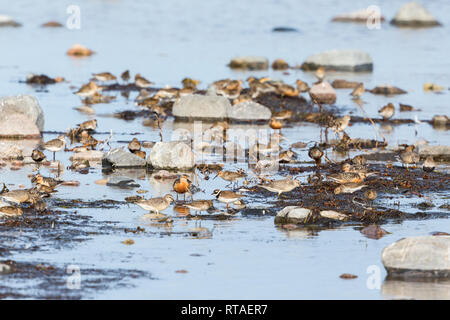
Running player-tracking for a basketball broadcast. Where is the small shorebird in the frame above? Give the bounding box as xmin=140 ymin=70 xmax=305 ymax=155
xmin=135 ymin=74 xmax=153 ymax=88
xmin=214 ymin=170 xmax=246 ymax=187
xmin=327 ymin=172 xmax=365 ymax=184
xmin=31 ymin=174 xmax=63 ymax=189
xmin=135 ymin=194 xmax=174 ymax=214
xmin=133 ymin=150 xmax=146 ymax=159
xmin=272 ymin=110 xmax=293 ymax=120
xmin=331 ymin=115 xmax=351 ymax=135
xmin=121 ymin=70 xmax=130 ymax=83
xmin=75 ymin=81 xmax=100 ymax=97
xmin=184 ymin=200 xmax=213 ymax=215
xmin=399 ymin=145 xmax=419 ymax=169
xmin=278 ymin=149 xmax=295 ymax=163
xmin=423 ymin=156 xmax=435 ymax=172
xmin=92 ymin=72 xmax=116 ymax=82
xmin=308 ymin=145 xmax=324 ymax=166
xmin=78 ymin=119 xmax=97 ymax=131
xmin=44 ymin=135 xmax=65 ymax=161
xmin=341 ymin=163 xmax=371 ymax=174
xmin=269 ymin=118 xmax=283 ymax=132
xmin=128 ymin=138 xmax=141 ymax=153
xmin=352 ymin=155 xmax=367 ymax=165
xmin=182 ymin=78 xmax=200 ymax=89
xmin=350 ymin=83 xmax=364 ymax=99
xmin=0 ymin=206 xmax=23 ymax=218
xmin=378 ymin=103 xmax=395 ymax=120
xmin=276 ymin=83 xmax=299 ymax=97
xmin=364 ymin=189 xmax=377 ymax=205
xmin=0 ymin=188 xmax=37 ymax=205
xmin=258 ymin=176 xmax=301 ymax=198
xmin=334 ymin=183 xmax=367 ymax=195
xmin=314 ymin=66 xmax=326 ymax=83
xmin=296 ymin=79 xmax=310 ymax=92
xmin=212 ymin=189 xmax=244 ymax=209
xmin=31 ymin=149 xmax=46 ymax=163
xmin=173 ymin=175 xmax=192 ymax=201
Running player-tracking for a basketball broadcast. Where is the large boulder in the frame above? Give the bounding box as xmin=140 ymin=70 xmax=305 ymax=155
xmin=417 ymin=144 xmax=450 ymax=161
xmin=391 ymin=2 xmax=441 ymax=27
xmin=301 ymin=50 xmax=373 ymax=72
xmin=102 ymin=148 xmax=147 ymax=168
xmin=0 ymin=114 xmax=41 ymax=139
xmin=172 ymin=94 xmax=231 ymax=119
xmin=0 ymin=15 xmax=21 ymax=27
xmin=309 ymin=82 xmax=337 ymax=104
xmin=228 ymin=56 xmax=269 ymax=70
xmin=149 ymin=141 xmax=194 ymax=170
xmin=227 ymin=101 xmax=272 ymax=121
xmin=0 ymin=95 xmax=44 ymax=132
xmin=382 ymin=236 xmax=450 ymax=278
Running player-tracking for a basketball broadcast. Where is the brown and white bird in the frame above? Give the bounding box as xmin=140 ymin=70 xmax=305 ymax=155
xmin=331 ymin=115 xmax=351 ymax=135
xmin=31 ymin=149 xmax=46 ymax=163
xmin=92 ymin=72 xmax=116 ymax=82
xmin=135 ymin=194 xmax=174 ymax=214
xmin=135 ymin=74 xmax=153 ymax=88
xmin=75 ymin=81 xmax=100 ymax=97
xmin=378 ymin=103 xmax=395 ymax=120
xmin=78 ymin=119 xmax=97 ymax=131
xmin=308 ymin=145 xmax=324 ymax=166
xmin=44 ymin=135 xmax=66 ymax=161
xmin=314 ymin=66 xmax=326 ymax=83
xmin=334 ymin=183 xmax=368 ymax=195
xmin=350 ymin=83 xmax=365 ymax=99
xmin=258 ymin=176 xmax=301 ymax=198
xmin=399 ymin=145 xmax=420 ymax=169
xmin=184 ymin=200 xmax=213 ymax=215
xmin=128 ymin=138 xmax=141 ymax=153
xmin=364 ymin=189 xmax=377 ymax=205
xmin=423 ymin=156 xmax=435 ymax=172
xmin=121 ymin=70 xmax=130 ymax=83
xmin=31 ymin=174 xmax=63 ymax=189
xmin=214 ymin=170 xmax=246 ymax=187
xmin=212 ymin=189 xmax=244 ymax=209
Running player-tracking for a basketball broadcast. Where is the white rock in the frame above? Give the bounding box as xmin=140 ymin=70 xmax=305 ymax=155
xmin=172 ymin=94 xmax=231 ymax=119
xmin=149 ymin=141 xmax=194 ymax=170
xmin=0 ymin=142 xmax=23 ymax=160
xmin=227 ymin=101 xmax=272 ymax=121
xmin=382 ymin=236 xmax=450 ymax=278
xmin=275 ymin=206 xmax=311 ymax=224
xmin=301 ymin=49 xmax=373 ymax=72
xmin=0 ymin=95 xmax=44 ymax=131
xmin=320 ymin=210 xmax=348 ymax=221
xmin=0 ymin=114 xmax=40 ymax=139
xmin=417 ymin=145 xmax=450 ymax=159
xmin=391 ymin=2 xmax=441 ymax=27
xmin=0 ymin=263 xmax=12 ymax=274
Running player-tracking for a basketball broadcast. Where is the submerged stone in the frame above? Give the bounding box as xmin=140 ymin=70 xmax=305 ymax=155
xmin=102 ymin=148 xmax=147 ymax=168
xmin=275 ymin=206 xmax=311 ymax=224
xmin=228 ymin=56 xmax=269 ymax=70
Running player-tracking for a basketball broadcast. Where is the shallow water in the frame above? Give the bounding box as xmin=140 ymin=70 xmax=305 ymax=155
xmin=0 ymin=0 xmax=449 ymax=299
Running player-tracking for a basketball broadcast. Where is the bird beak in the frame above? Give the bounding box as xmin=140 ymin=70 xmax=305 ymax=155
xmin=213 ymin=173 xmax=219 ymax=179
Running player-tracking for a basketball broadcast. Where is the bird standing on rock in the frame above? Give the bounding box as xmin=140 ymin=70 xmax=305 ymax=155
xmin=121 ymin=70 xmax=130 ymax=83
xmin=135 ymin=74 xmax=153 ymax=88
xmin=128 ymin=138 xmax=141 ymax=153
xmin=308 ymin=145 xmax=324 ymax=167
xmin=423 ymin=156 xmax=435 ymax=172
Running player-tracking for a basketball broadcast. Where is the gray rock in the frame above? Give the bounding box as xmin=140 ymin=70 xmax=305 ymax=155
xmin=319 ymin=210 xmax=348 ymax=221
xmin=102 ymin=148 xmax=147 ymax=168
xmin=172 ymin=94 xmax=231 ymax=119
xmin=309 ymin=82 xmax=337 ymax=104
xmin=229 ymin=56 xmax=269 ymax=70
xmin=0 ymin=15 xmax=21 ymax=27
xmin=227 ymin=101 xmax=272 ymax=121
xmin=301 ymin=49 xmax=373 ymax=72
xmin=106 ymin=176 xmax=140 ymax=189
xmin=417 ymin=145 xmax=450 ymax=161
xmin=382 ymin=236 xmax=450 ymax=278
xmin=391 ymin=2 xmax=441 ymax=27
xmin=382 ymin=279 xmax=450 ymax=300
xmin=0 ymin=95 xmax=44 ymax=131
xmin=0 ymin=114 xmax=40 ymax=139
xmin=70 ymin=150 xmax=104 ymax=162
xmin=149 ymin=141 xmax=194 ymax=170
xmin=274 ymin=206 xmax=311 ymax=224
xmin=332 ymin=8 xmax=385 ymax=23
